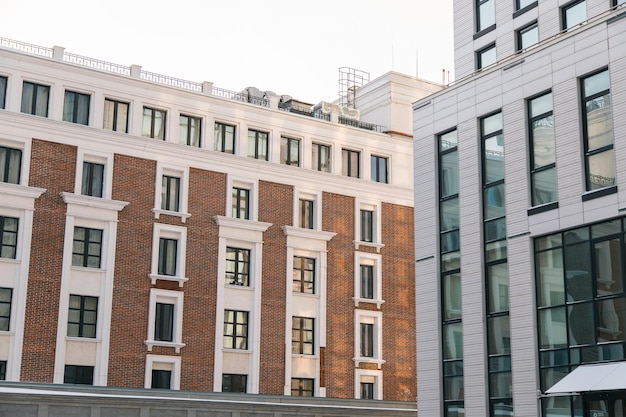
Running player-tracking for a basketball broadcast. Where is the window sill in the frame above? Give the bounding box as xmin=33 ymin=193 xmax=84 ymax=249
xmin=582 ymin=186 xmax=617 ymax=202
xmin=145 ymin=340 xmax=185 ymax=353
xmin=70 ymin=266 xmax=105 ymax=273
xmin=354 ymin=241 xmax=385 ymax=253
xmin=152 ymin=208 xmax=191 ymax=223
xmin=225 ymin=283 xmax=253 ymax=290
xmin=352 ymin=297 xmax=385 ymax=309
xmin=527 ymin=201 xmax=559 ymax=216
xmin=222 ymin=348 xmax=252 ymax=354
xmin=292 ymin=292 xmax=320 ymax=299
xmin=148 ymin=273 xmax=188 ymax=287
xmin=291 ymin=353 xmax=318 ymax=359
xmin=353 ymin=357 xmax=386 ymax=369
xmin=0 ymin=258 xmax=20 ymax=264
xmin=473 ymin=24 xmax=496 ymax=40
xmin=65 ymin=336 xmax=100 ymax=342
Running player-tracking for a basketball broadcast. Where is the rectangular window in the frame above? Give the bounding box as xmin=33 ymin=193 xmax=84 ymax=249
xmin=281 ymin=137 xmax=300 ymax=166
xmin=158 ymin=238 xmax=178 ymax=276
xmin=223 ymin=310 xmax=248 ymax=350
xmin=0 ymin=288 xmax=12 ymax=331
xmin=528 ymin=92 xmax=557 ymax=206
xmin=360 ymin=209 xmax=374 ymax=243
xmin=312 ymin=143 xmax=331 ymax=172
xmin=293 ymin=256 xmax=315 ymax=294
xmin=103 ymin=98 xmax=129 ymax=133
xmin=292 ymin=316 xmax=314 ymax=355
xmin=342 ymin=149 xmax=360 ymax=178
xmin=179 ymin=114 xmax=201 ymax=147
xmin=154 ymin=302 xmax=174 ymax=342
xmin=72 ymin=227 xmax=103 ymax=268
xmin=615 ymin=0 xmax=626 ymax=6
xmin=215 ymin=122 xmax=235 ymax=154
xmin=81 ymin=161 xmax=104 ymax=198
xmin=360 ymin=265 xmax=374 ymax=299
xmin=161 ymin=175 xmax=181 ymax=212
xmin=0 ymin=216 xmax=18 ymax=259
xmin=371 ymin=155 xmax=388 ymax=183
xmin=0 ymin=146 xmax=22 ymax=185
xmin=151 ymin=369 xmax=171 ymax=389
xmin=223 ymin=374 xmax=247 ymax=393
xmin=247 ymin=129 xmax=268 ymax=160
xmin=232 ymin=187 xmax=250 ymax=220
xmin=360 ymin=323 xmax=374 ymax=357
xmin=67 ymin=295 xmax=98 ymax=338
xmin=562 ymin=0 xmax=586 ymax=30
xmin=291 ymin=378 xmax=314 ymax=397
xmin=476 ymin=0 xmax=495 ymax=32
xmin=361 ymin=382 xmax=374 ymax=400
xmin=226 ymin=247 xmax=250 ymax=286
xmin=477 ymin=44 xmax=497 ymax=69
xmin=517 ymin=22 xmax=539 ymax=51
xmin=0 ymin=360 xmax=5 ymax=380
xmin=21 ymin=81 xmax=49 ymax=117
xmin=63 ymin=90 xmax=90 ymax=125
xmin=517 ymin=0 xmax=536 ymax=10
xmin=142 ymin=106 xmax=166 ymax=140
xmin=63 ymin=365 xmax=94 ymax=385
xmin=0 ymin=76 xmax=6 ymax=110
xmin=299 ymin=199 xmax=314 ymax=229
xmin=582 ymin=69 xmax=614 ymax=192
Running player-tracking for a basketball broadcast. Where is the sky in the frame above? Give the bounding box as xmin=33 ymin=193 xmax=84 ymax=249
xmin=1 ymin=0 xmax=454 ymax=104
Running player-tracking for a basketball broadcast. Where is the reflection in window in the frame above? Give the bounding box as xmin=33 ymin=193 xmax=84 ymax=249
xmin=562 ymin=0 xmax=586 ymax=30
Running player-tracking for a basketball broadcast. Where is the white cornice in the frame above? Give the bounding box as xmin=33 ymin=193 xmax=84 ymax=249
xmin=280 ymin=225 xmax=336 ymax=242
xmin=60 ymin=192 xmax=129 ymax=212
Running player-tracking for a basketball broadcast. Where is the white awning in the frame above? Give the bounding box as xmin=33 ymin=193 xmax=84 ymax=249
xmin=546 ymin=362 xmax=626 ymax=394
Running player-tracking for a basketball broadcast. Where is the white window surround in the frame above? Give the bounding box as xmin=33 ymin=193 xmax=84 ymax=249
xmin=354 ymin=310 xmax=385 ymax=369
xmin=145 ymin=289 xmax=185 ymax=353
xmin=293 ymin=189 xmax=322 ymax=230
xmin=354 ymin=200 xmax=385 ymax=252
xmin=152 ymin=163 xmax=191 ymax=223
xmin=353 ymin=252 xmax=384 ymax=309
xmin=149 ymin=223 xmax=188 ymax=287
xmin=145 ymin=354 xmax=181 ymax=390
xmin=355 ymin=369 xmax=383 ymax=400
xmin=226 ymin=176 xmax=258 ymax=221
xmin=74 ymin=150 xmax=114 ymax=200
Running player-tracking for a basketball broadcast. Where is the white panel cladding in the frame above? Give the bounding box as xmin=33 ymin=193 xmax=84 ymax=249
xmin=615 ymin=55 xmax=626 ymax=209
xmin=454 ymin=0 xmax=476 ymax=78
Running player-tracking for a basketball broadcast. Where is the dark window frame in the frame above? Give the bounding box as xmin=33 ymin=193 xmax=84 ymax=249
xmin=158 ymin=237 xmax=178 ymax=276
xmin=342 ymin=148 xmax=360 ymax=178
xmin=293 ymin=256 xmax=315 ymax=294
xmin=0 ymin=360 xmax=6 ymax=380
xmin=247 ymin=129 xmax=269 ymax=160
xmin=226 ymin=247 xmax=250 ymax=286
xmin=21 ymin=81 xmax=50 ymax=117
xmin=291 ymin=378 xmax=314 ymax=397
xmin=292 ymin=316 xmax=314 ymax=355
xmin=161 ymin=175 xmax=181 ymax=212
xmin=63 ymin=90 xmax=90 ymax=125
xmin=82 ymin=161 xmax=104 ymax=198
xmin=0 ymin=287 xmax=12 ymax=332
xmin=63 ymin=365 xmax=94 ymax=385
xmin=0 ymin=76 xmax=7 ymax=110
xmin=232 ymin=187 xmax=250 ymax=220
xmin=151 ymin=369 xmax=172 ymax=389
xmin=0 ymin=146 xmax=23 ymax=185
xmin=214 ymin=122 xmax=236 ymax=154
xmin=103 ymin=98 xmax=129 ymax=133
xmin=223 ymin=309 xmax=249 ymax=350
xmin=312 ymin=143 xmax=331 ymax=172
xmin=477 ymin=43 xmax=497 ymax=70
xmin=516 ymin=21 xmax=539 ymax=51
xmin=0 ymin=216 xmax=18 ymax=259
xmin=360 ymin=323 xmax=374 ymax=357
xmin=222 ymin=373 xmax=248 ymax=393
xmin=67 ymin=294 xmax=98 ymax=338
xmin=561 ymin=0 xmax=587 ymax=30
xmin=299 ymin=199 xmax=314 ymax=229
xmin=360 ymin=264 xmax=374 ymax=299
xmin=72 ymin=226 xmax=103 ymax=268
xmin=476 ymin=0 xmax=496 ymax=33
xmin=281 ymin=136 xmax=301 ymax=166
xmin=154 ymin=302 xmax=174 ymax=342
xmin=142 ymin=106 xmax=166 ymax=140
xmin=360 ymin=209 xmax=374 ymax=243
xmin=371 ymin=155 xmax=388 ymax=183
xmin=179 ymin=114 xmax=202 ymax=147
xmin=361 ymin=382 xmax=374 ymax=400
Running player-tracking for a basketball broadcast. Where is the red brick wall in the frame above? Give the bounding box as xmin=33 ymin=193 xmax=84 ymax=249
xmin=257 ymin=180 xmax=292 ymax=395
xmin=22 ymin=139 xmax=77 ymax=382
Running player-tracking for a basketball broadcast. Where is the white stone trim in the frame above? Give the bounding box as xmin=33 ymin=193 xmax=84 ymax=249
xmin=353 ymin=310 xmax=385 ymax=369
xmin=353 ymin=252 xmax=384 ymax=309
xmin=152 ymin=162 xmax=191 ymax=223
xmin=355 ymin=369 xmax=383 ymax=400
xmin=145 ymin=289 xmax=185 ymax=353
xmin=149 ymin=223 xmax=188 ymax=287
xmin=145 ymin=354 xmax=181 ymax=390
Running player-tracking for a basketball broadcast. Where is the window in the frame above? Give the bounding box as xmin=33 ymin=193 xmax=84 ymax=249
xmin=312 ymin=143 xmax=331 ymax=172
xmin=361 ymin=382 xmax=374 ymax=400
xmin=517 ymin=22 xmax=538 ymax=51
xmin=615 ymin=0 xmax=626 ymax=6
xmin=477 ymin=44 xmax=497 ymax=69
xmin=0 ymin=146 xmax=22 ymax=185
xmin=355 ymin=311 xmax=383 ymax=366
xmin=214 ymin=122 xmax=235 ymax=154
xmin=562 ymin=0 xmax=586 ymax=30
xmin=582 ymin=69 xmax=615 ymax=192
xmin=528 ymin=92 xmax=557 ymax=206
xmin=360 ymin=265 xmax=374 ymax=299
xmin=158 ymin=238 xmax=178 ymax=276
xmin=360 ymin=209 xmax=373 ymax=243
xmin=67 ymin=295 xmax=98 ymax=338
xmin=21 ymin=81 xmax=49 ymax=117
xmin=299 ymin=199 xmax=314 ymax=229
xmin=476 ymin=0 xmax=495 ymax=32
xmin=0 ymin=288 xmax=12 ymax=331
xmin=292 ymin=316 xmax=314 ymax=355
xmin=248 ymin=129 xmax=268 ymax=160
xmin=0 ymin=216 xmax=18 ymax=259
xmin=81 ymin=161 xmax=104 ymax=198
xmin=0 ymin=361 xmax=5 ymax=380
xmin=103 ymin=98 xmax=129 ymax=133
xmin=281 ymin=136 xmax=300 ymax=166
xmin=63 ymin=365 xmax=94 ymax=385
xmin=72 ymin=227 xmax=103 ymax=268
xmin=63 ymin=90 xmax=90 ymax=125
xmin=0 ymin=76 xmax=6 ymax=109
xmin=142 ymin=106 xmax=166 ymax=140
xmin=361 ymin=323 xmax=374 ymax=357
xmin=517 ymin=0 xmax=536 ymax=10
xmin=342 ymin=149 xmax=360 ymax=178
xmin=161 ymin=175 xmax=180 ymax=212
xmin=179 ymin=114 xmax=201 ymax=147
xmin=226 ymin=247 xmax=250 ymax=286
xmin=371 ymin=155 xmax=388 ymax=183
xmin=232 ymin=187 xmax=250 ymax=220
xmin=151 ymin=369 xmax=171 ymax=389
xmin=293 ymin=256 xmax=315 ymax=294
xmin=223 ymin=310 xmax=248 ymax=350
xmin=222 ymin=374 xmax=247 ymax=393
xmin=291 ymin=378 xmax=314 ymax=397
xmin=155 ymin=302 xmax=174 ymax=342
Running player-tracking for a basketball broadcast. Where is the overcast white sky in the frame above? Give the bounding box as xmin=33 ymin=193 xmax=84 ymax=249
xmin=1 ymin=0 xmax=454 ymax=104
